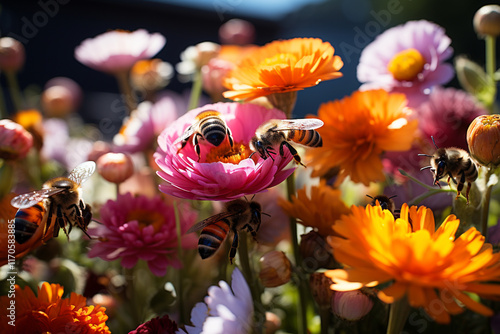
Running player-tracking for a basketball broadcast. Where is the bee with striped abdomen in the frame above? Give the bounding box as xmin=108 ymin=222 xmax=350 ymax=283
xmin=366 ymin=194 xmax=397 ymax=214
xmin=11 ymin=161 xmax=95 ymax=244
xmin=419 ymin=137 xmax=478 ymax=203
xmin=250 ymin=118 xmax=323 ymax=166
xmin=186 ymin=199 xmax=262 ymax=264
xmin=174 ymin=110 xmax=234 ymax=161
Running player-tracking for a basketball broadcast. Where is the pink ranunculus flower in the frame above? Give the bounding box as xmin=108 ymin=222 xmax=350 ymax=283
xmin=357 ymin=20 xmax=454 ymax=107
xmin=74 ymin=29 xmax=166 ymax=74
xmin=155 ymin=102 xmax=294 ymax=201
xmin=87 ymin=193 xmax=197 ymax=276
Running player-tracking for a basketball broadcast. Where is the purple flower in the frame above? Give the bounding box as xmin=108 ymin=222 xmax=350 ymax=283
xmin=418 ymin=87 xmax=488 ymax=150
xmin=357 ymin=20 xmax=454 ymax=107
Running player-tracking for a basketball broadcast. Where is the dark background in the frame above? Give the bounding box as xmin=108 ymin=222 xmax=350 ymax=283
xmin=0 ymin=0 xmax=496 ymax=136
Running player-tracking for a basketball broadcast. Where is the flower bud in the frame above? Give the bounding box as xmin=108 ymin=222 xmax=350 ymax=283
xmin=309 ymin=272 xmax=334 ymax=310
xmin=0 ymin=119 xmax=33 ymax=160
xmin=474 ymin=5 xmax=500 ymax=37
xmin=467 ymin=114 xmax=500 ymax=167
xmin=219 ymin=19 xmax=256 ymax=45
xmin=41 ymin=86 xmax=76 ymax=118
xmin=455 ymin=56 xmax=495 ymax=107
xmin=176 ymin=42 xmax=220 ymax=80
xmin=97 ymin=152 xmax=134 ymax=183
xmin=131 ymin=58 xmax=173 ymax=93
xmin=201 ymin=58 xmax=233 ymax=101
xmin=259 ymin=251 xmax=292 ymax=288
xmin=13 ymin=109 xmax=44 ymax=151
xmin=332 ymin=290 xmax=374 ymax=321
xmin=0 ymin=37 xmax=25 ymax=72
xmin=300 ymin=231 xmax=336 ymax=271
xmin=264 ymin=312 xmax=281 ymax=334
xmin=87 ymin=141 xmax=112 ymax=162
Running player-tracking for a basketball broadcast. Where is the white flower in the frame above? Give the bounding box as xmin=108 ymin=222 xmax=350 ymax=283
xmin=179 ymin=268 xmax=254 ymax=334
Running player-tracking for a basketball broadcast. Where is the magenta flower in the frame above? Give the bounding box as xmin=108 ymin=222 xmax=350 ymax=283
xmin=129 ymin=314 xmax=178 ymax=334
xmin=74 ymin=29 xmax=166 ymax=74
xmin=87 ymin=193 xmax=197 ymax=276
xmin=357 ymin=20 xmax=454 ymax=107
xmin=155 ymin=102 xmax=294 ymax=201
xmin=417 ymin=87 xmax=488 ymax=150
xmin=0 ymin=119 xmax=33 ymax=160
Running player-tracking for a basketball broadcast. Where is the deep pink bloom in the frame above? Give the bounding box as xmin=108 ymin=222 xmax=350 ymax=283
xmin=87 ymin=193 xmax=197 ymax=276
xmin=357 ymin=20 xmax=454 ymax=107
xmin=129 ymin=314 xmax=178 ymax=334
xmin=417 ymin=87 xmax=488 ymax=150
xmin=155 ymin=102 xmax=294 ymax=201
xmin=74 ymin=29 xmax=166 ymax=73
xmin=0 ymin=119 xmax=33 ymax=160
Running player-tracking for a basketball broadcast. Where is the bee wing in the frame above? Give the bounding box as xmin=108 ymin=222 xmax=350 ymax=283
xmin=68 ymin=161 xmax=96 ymax=186
xmin=173 ymin=125 xmax=196 ymax=146
xmin=186 ymin=211 xmax=240 ymax=234
xmin=272 ymin=118 xmax=324 ymax=131
xmin=11 ymin=188 xmax=65 ymax=209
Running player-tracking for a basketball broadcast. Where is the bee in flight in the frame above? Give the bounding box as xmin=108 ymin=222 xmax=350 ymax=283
xmin=174 ymin=110 xmax=234 ymax=161
xmin=249 ymin=118 xmax=323 ymax=166
xmin=11 ymin=161 xmax=96 ymax=244
xmin=186 ymin=199 xmax=262 ymax=264
xmin=419 ymin=136 xmax=478 ymax=203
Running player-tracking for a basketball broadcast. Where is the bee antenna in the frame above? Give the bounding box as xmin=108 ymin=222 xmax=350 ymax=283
xmin=431 ymin=136 xmax=439 ymax=149
xmin=418 ymin=154 xmax=433 ymax=157
xmin=262 ymin=212 xmax=271 ymax=217
xmin=250 ymin=194 xmax=256 ymax=201
xmin=366 ymin=194 xmax=374 ymax=199
xmin=420 ymin=166 xmax=432 ymax=171
xmin=388 ymin=195 xmax=397 ymax=200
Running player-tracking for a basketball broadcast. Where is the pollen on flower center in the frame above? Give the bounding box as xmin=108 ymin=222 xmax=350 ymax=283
xmin=127 ymin=210 xmax=165 ymax=232
xmin=261 ymin=53 xmax=298 ymax=67
xmin=387 ymin=48 xmax=426 ymax=81
xmin=205 ymin=141 xmax=252 ymax=164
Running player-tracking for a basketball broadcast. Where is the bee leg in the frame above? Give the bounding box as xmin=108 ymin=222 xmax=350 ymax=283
xmin=465 ymin=182 xmax=472 ymax=205
xmin=229 ymin=231 xmax=239 ymax=265
xmin=45 ymin=201 xmax=55 ymax=239
xmin=70 ymin=202 xmax=93 ymax=239
xmin=176 ymin=139 xmax=188 ymax=154
xmin=193 ymin=133 xmax=202 ymax=162
xmin=55 ymin=205 xmax=67 ymax=239
xmin=456 ymin=171 xmax=466 ymax=201
xmin=244 ymin=223 xmax=258 ymax=242
xmin=280 ymin=141 xmax=305 ymax=167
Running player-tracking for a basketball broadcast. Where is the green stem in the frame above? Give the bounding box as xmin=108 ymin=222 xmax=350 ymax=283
xmin=486 ymin=36 xmax=496 ymax=83
xmin=286 ymin=173 xmax=308 ymax=334
xmin=319 ymin=307 xmax=331 ymax=334
xmin=173 ymin=200 xmax=186 ymax=325
xmin=237 ymin=231 xmax=264 ymax=333
xmin=188 ymin=70 xmax=203 ymax=111
xmin=5 ymin=70 xmax=24 ymax=111
xmin=115 ymin=70 xmax=137 ymax=115
xmin=387 ymin=295 xmax=411 ymax=334
xmin=481 ymin=168 xmax=494 ymax=238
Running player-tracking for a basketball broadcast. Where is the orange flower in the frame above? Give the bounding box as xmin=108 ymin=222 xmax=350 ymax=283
xmin=326 ymin=204 xmax=500 ymax=324
xmin=0 ymin=282 xmax=110 ymax=334
xmin=279 ymin=181 xmax=350 ymax=237
xmin=222 ymin=38 xmax=343 ymax=101
xmin=306 ymin=89 xmax=418 ymax=186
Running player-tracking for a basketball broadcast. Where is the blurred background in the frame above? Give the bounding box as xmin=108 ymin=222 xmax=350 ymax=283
xmin=0 ymin=0 xmax=495 ymax=135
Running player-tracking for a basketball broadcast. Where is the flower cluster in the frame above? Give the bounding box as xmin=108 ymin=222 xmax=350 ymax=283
xmin=3 ymin=4 xmax=500 ymax=334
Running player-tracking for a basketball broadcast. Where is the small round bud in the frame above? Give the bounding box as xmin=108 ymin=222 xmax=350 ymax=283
xmin=201 ymin=58 xmax=233 ymax=101
xmin=259 ymin=251 xmax=292 ymax=288
xmin=309 ymin=272 xmax=334 ymax=310
xmin=87 ymin=141 xmax=112 ymax=162
xmin=264 ymin=312 xmax=281 ymax=334
xmin=474 ymin=5 xmax=500 ymax=37
xmin=332 ymin=290 xmax=374 ymax=321
xmin=219 ymin=19 xmax=256 ymax=45
xmin=97 ymin=152 xmax=134 ymax=183
xmin=467 ymin=114 xmax=500 ymax=167
xmin=0 ymin=37 xmax=25 ymax=72
xmin=0 ymin=119 xmax=33 ymax=160
xmin=131 ymin=58 xmax=173 ymax=93
xmin=300 ymin=231 xmax=336 ymax=271
xmin=41 ymin=86 xmax=76 ymax=118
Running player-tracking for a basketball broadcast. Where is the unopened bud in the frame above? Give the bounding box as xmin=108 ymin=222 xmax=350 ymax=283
xmin=309 ymin=272 xmax=334 ymax=310
xmin=97 ymin=152 xmax=134 ymax=183
xmin=474 ymin=5 xmax=500 ymax=37
xmin=467 ymin=114 xmax=500 ymax=167
xmin=0 ymin=119 xmax=33 ymax=160
xmin=455 ymin=56 xmax=495 ymax=106
xmin=0 ymin=37 xmax=25 ymax=72
xmin=332 ymin=290 xmax=374 ymax=321
xmin=259 ymin=251 xmax=292 ymax=288
xmin=300 ymin=231 xmax=336 ymax=271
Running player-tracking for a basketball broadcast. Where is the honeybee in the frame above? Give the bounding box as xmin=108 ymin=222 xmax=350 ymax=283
xmin=419 ymin=136 xmax=478 ymax=203
xmin=174 ymin=110 xmax=234 ymax=161
xmin=366 ymin=194 xmax=397 ymax=213
xmin=11 ymin=161 xmax=96 ymax=244
xmin=249 ymin=118 xmax=323 ymax=166
xmin=186 ymin=199 xmax=262 ymax=264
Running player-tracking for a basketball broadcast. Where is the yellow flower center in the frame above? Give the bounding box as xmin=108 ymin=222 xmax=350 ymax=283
xmin=261 ymin=53 xmax=298 ymax=67
xmin=387 ymin=48 xmax=426 ymax=81
xmin=205 ymin=141 xmax=252 ymax=164
xmin=127 ymin=209 xmax=165 ymax=232
xmin=480 ymin=114 xmax=500 ymax=127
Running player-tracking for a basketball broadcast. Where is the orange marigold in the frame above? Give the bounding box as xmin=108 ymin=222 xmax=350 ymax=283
xmin=306 ymin=89 xmax=418 ymax=186
xmin=0 ymin=282 xmax=110 ymax=333
xmin=326 ymin=204 xmax=500 ymax=324
xmin=279 ymin=181 xmax=350 ymax=237
xmin=222 ymin=38 xmax=343 ymax=101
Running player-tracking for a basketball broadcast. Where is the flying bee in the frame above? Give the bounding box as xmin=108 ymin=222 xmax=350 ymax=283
xmin=11 ymin=161 xmax=96 ymax=244
xmin=419 ymin=136 xmax=478 ymax=203
xmin=186 ymin=199 xmax=263 ymax=264
xmin=249 ymin=118 xmax=323 ymax=166
xmin=174 ymin=110 xmax=234 ymax=161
